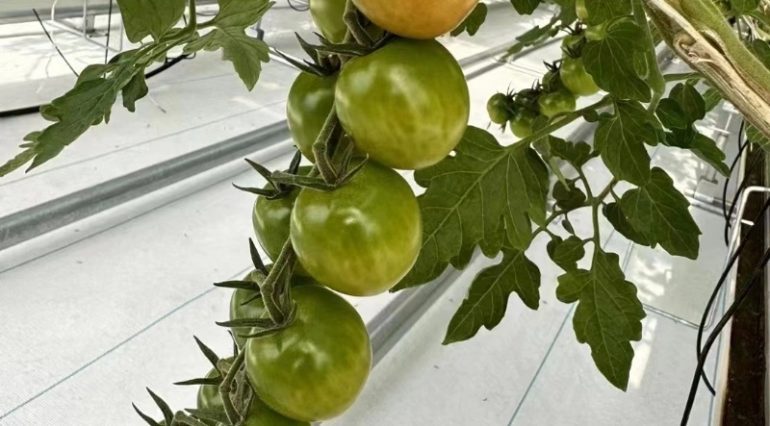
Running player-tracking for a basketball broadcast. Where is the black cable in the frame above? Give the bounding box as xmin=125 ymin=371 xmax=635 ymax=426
xmin=145 ymin=54 xmax=190 ymax=79
xmin=682 ymin=244 xmax=770 ymax=425
xmin=0 ymin=54 xmax=191 ymax=119
xmin=287 ymin=0 xmax=310 ymax=12
xmin=694 ymin=195 xmax=770 ymax=394
xmin=722 ymin=121 xmax=747 ymax=235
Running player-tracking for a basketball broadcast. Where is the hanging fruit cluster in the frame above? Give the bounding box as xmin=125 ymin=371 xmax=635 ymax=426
xmin=486 ymin=27 xmax=599 ymax=138
xmin=182 ymin=0 xmax=477 ymax=424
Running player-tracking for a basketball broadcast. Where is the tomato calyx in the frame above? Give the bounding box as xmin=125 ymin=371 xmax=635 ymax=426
xmin=234 ymin=151 xmax=304 ymax=201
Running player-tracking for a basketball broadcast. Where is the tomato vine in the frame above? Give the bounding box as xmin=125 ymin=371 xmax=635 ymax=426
xmin=2 ymin=0 xmax=770 ymax=424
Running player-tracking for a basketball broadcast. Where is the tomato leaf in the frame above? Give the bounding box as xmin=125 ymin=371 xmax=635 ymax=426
xmin=510 ymin=0 xmax=541 ymax=15
xmin=731 ymin=0 xmax=760 ymax=14
xmin=185 ymin=0 xmax=272 ymax=90
xmin=547 ymin=235 xmax=586 ymax=271
xmin=451 ymin=3 xmax=487 ymax=36
xmin=746 ymin=123 xmax=770 ymax=154
xmin=664 ymin=129 xmax=730 ymax=176
xmin=670 ymin=83 xmax=706 ymax=123
xmin=117 ymin=0 xmax=186 ymax=42
xmin=583 ymin=18 xmax=651 ymax=102
xmin=505 ymin=17 xmax=562 ymax=56
xmin=620 ymin=168 xmax=701 ymax=259
xmin=444 ymin=248 xmax=540 ymax=344
xmin=583 ymin=0 xmax=631 ymax=24
xmin=553 ymin=180 xmax=586 ymax=210
xmin=557 ymin=249 xmax=645 ymax=390
xmin=702 ymin=88 xmax=723 ymax=112
xmin=656 ymin=98 xmax=690 ymax=130
xmin=122 ymin=72 xmax=149 ymax=112
xmin=602 ymin=203 xmax=654 ymax=246
xmin=395 ymin=127 xmax=548 ymax=290
xmin=549 ymin=138 xmax=595 ymax=168
xmin=595 ymin=100 xmax=659 ymax=185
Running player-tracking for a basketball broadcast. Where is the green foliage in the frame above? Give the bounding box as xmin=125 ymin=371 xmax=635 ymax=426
xmin=594 ymin=100 xmax=659 ymax=185
xmin=451 ymin=3 xmax=488 ymax=36
xmin=583 ymin=18 xmax=651 ymax=101
xmin=0 ymin=0 xmax=271 ymax=177
xmin=730 ymin=0 xmax=761 ymax=14
xmin=185 ymin=0 xmax=273 ymax=90
xmin=395 ymin=127 xmax=548 ymax=290
xmin=619 ymin=168 xmax=701 ymax=259
xmin=510 ymin=0 xmax=541 ymax=15
xmin=444 ymin=246 xmax=540 ymax=343
xmin=547 ymin=235 xmax=586 ymax=271
xmin=746 ymin=124 xmax=770 ymax=154
xmin=583 ymin=0 xmax=631 ymax=24
xmin=557 ymin=249 xmax=645 ymax=390
xmin=117 ymin=0 xmax=187 ymax=42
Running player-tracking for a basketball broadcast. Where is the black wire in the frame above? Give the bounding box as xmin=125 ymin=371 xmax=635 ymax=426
xmin=682 ymin=244 xmax=770 ymax=425
xmin=722 ymin=121 xmax=747 ymax=235
xmin=287 ymin=0 xmax=310 ymax=12
xmin=0 ymin=54 xmax=191 ymax=119
xmin=104 ymin=0 xmax=114 ymax=64
xmin=145 ymin=55 xmax=190 ymax=79
xmin=694 ymin=194 xmax=770 ymax=394
xmin=32 ymin=8 xmax=79 ymax=77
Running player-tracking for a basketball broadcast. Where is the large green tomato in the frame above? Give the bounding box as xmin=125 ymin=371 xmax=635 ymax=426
xmin=560 ymin=56 xmax=600 ymax=97
xmin=290 ymin=162 xmax=421 ymax=296
xmin=336 ymin=38 xmax=469 ymax=170
xmin=287 ymin=72 xmax=337 ymax=162
xmin=538 ymin=90 xmax=577 ymax=118
xmin=230 ymin=270 xmax=316 ymax=348
xmin=245 ymin=286 xmax=371 ymax=422
xmin=310 ymin=0 xmax=347 ymax=44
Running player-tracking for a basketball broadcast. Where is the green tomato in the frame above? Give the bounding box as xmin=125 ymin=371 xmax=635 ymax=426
xmin=196 ymin=367 xmax=308 ymax=426
xmin=576 ymin=0 xmax=589 ymax=21
xmin=290 ymin=162 xmax=421 ymax=296
xmin=252 ymin=166 xmax=312 ymax=268
xmin=197 ymin=368 xmax=224 ymax=426
xmin=487 ymin=93 xmax=512 ymax=124
xmin=310 ymin=0 xmax=347 ymax=44
xmin=509 ymin=110 xmax=538 ymax=138
xmin=244 ymin=397 xmax=310 ymax=426
xmin=538 ymin=90 xmax=577 ymax=118
xmin=560 ymin=56 xmax=600 ymax=97
xmin=230 ymin=270 xmax=316 ymax=348
xmin=287 ymin=72 xmax=337 ymax=162
xmin=253 ymin=190 xmax=299 ymax=262
xmin=245 ymin=286 xmax=371 ymax=422
xmin=336 ymin=38 xmax=470 ymax=170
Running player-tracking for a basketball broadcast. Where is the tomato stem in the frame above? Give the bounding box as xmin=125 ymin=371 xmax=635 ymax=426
xmin=312 ymin=104 xmax=341 ymax=185
xmin=258 ymin=240 xmax=298 ymax=326
xmin=343 ymin=0 xmax=373 ymax=46
xmin=220 ymin=350 xmax=245 ymax=424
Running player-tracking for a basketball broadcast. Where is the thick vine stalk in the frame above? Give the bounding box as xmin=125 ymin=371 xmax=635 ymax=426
xmin=643 ymin=0 xmax=770 ymax=139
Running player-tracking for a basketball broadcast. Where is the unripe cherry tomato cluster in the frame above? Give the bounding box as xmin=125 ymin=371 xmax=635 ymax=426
xmin=486 ymin=30 xmax=599 ymax=138
xmin=196 ymin=0 xmax=477 ymax=423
